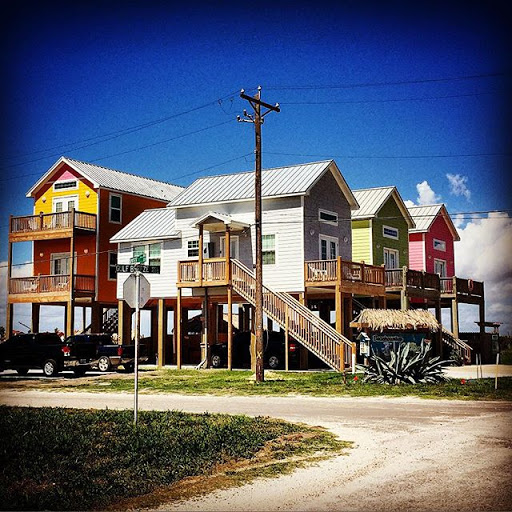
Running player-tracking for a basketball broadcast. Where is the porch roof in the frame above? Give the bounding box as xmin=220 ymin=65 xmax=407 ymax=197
xmin=110 ymin=207 xmax=180 ymax=243
xmin=192 ymin=212 xmax=250 ymax=232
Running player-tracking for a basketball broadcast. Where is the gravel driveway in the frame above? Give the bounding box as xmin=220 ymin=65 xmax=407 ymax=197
xmin=1 ymin=390 xmax=511 ymax=511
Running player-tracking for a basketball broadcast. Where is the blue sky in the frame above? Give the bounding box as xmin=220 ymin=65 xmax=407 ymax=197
xmin=1 ymin=0 xmax=511 ymax=333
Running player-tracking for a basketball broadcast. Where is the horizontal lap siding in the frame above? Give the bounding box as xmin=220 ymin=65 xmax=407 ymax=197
xmin=351 ymin=220 xmax=372 ymax=264
xmin=408 ymin=233 xmax=425 ymax=271
xmin=425 ymin=215 xmax=456 ymax=276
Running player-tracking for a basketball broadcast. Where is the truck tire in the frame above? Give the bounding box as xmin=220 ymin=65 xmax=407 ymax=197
xmin=42 ymin=359 xmax=59 ymax=377
xmin=268 ymin=355 xmax=280 ymax=369
xmin=97 ymin=356 xmax=111 ymax=373
xmin=16 ymin=368 xmax=29 ymax=376
xmin=211 ymin=354 xmax=222 ymax=368
xmin=123 ymin=363 xmax=134 ymax=373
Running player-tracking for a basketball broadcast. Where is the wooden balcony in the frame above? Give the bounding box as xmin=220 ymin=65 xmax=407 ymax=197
xmin=305 ymin=258 xmax=386 ymax=296
xmin=177 ymin=258 xmax=228 ymax=288
xmin=385 ymin=267 xmax=440 ymax=300
xmin=8 ymin=274 xmax=95 ymax=303
xmin=9 ymin=211 xmax=97 ymax=242
xmin=440 ymin=276 xmax=484 ymax=304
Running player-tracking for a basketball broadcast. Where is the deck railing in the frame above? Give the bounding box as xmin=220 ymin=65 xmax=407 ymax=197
xmin=385 ymin=267 xmax=440 ymax=291
xmin=9 ymin=274 xmax=95 ymax=295
xmin=178 ymin=258 xmax=227 ymax=285
xmin=305 ymin=258 xmax=385 ymax=286
xmin=10 ymin=211 xmax=96 ymax=235
xmin=440 ymin=277 xmax=484 ymax=297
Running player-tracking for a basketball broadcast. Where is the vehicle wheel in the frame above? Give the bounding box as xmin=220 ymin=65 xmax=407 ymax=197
xmin=73 ymin=367 xmax=87 ymax=377
xmin=268 ymin=355 xmax=280 ymax=369
xmin=97 ymin=356 xmax=111 ymax=372
xmin=123 ymin=363 xmax=134 ymax=373
xmin=211 ymin=354 xmax=222 ymax=368
xmin=16 ymin=368 xmax=29 ymax=376
xmin=42 ymin=359 xmax=59 ymax=377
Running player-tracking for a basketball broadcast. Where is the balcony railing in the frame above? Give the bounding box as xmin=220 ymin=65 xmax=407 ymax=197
xmin=10 ymin=211 xmax=97 ymax=237
xmin=440 ymin=277 xmax=484 ymax=298
xmin=9 ymin=274 xmax=95 ymax=296
xmin=305 ymin=259 xmax=385 ymax=286
xmin=385 ymin=268 xmax=440 ymax=291
xmin=178 ymin=258 xmax=227 ymax=285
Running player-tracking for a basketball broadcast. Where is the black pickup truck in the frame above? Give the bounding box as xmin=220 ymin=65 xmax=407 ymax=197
xmin=64 ymin=334 xmax=148 ymax=373
xmin=0 ymin=332 xmax=94 ymax=377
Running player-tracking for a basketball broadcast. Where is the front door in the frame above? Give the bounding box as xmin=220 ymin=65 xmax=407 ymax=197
xmin=383 ymin=248 xmax=399 ymax=269
xmin=220 ymin=235 xmax=240 ymax=260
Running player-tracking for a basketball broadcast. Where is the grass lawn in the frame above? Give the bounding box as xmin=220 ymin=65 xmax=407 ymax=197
xmin=0 ymin=406 xmax=348 ymax=511
xmin=2 ymin=368 xmax=511 ymax=400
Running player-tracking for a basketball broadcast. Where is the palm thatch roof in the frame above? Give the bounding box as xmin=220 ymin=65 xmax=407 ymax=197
xmin=350 ymin=309 xmax=440 ymax=332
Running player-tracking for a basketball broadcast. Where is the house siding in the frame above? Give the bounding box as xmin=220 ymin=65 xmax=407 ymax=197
xmin=424 ymin=214 xmax=456 ymax=276
xmin=371 ymin=198 xmax=409 ymax=267
xmin=303 ymin=169 xmax=352 ymax=261
xmin=408 ymin=233 xmax=425 ymax=271
xmin=351 ymin=220 xmax=372 ymax=264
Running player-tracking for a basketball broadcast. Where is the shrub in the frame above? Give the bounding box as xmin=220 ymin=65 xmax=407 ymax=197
xmin=360 ymin=341 xmax=454 ymax=385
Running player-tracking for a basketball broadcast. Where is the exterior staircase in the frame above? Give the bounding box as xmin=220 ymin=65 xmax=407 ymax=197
xmin=231 ymin=259 xmax=355 ymax=371
xmin=102 ymin=308 xmax=119 ymax=334
xmin=442 ymin=327 xmax=472 ymax=363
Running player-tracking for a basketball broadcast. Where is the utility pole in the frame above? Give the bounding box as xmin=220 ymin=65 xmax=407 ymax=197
xmin=238 ymin=86 xmax=280 ymax=383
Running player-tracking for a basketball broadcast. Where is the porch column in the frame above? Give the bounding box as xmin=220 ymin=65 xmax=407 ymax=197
xmin=451 ymin=298 xmax=459 ymax=339
xmin=225 ymin=225 xmax=231 ymax=282
xmin=66 ymin=220 xmax=76 ymax=337
xmin=298 ymin=292 xmax=308 ymax=370
xmin=90 ymin=303 xmax=101 ymax=333
xmin=284 ymin=304 xmax=289 ymax=371
xmin=176 ymin=289 xmax=182 ymax=369
xmin=66 ymin=300 xmax=75 ymax=337
xmin=6 ymin=236 xmax=13 ymax=337
xmin=435 ymin=300 xmax=443 ymax=358
xmin=31 ymin=304 xmax=40 ymax=334
xmin=157 ymin=298 xmax=166 ymax=368
xmin=479 ymin=283 xmax=486 ymax=338
xmin=227 ymin=286 xmax=233 ymax=370
xmin=198 ymin=225 xmax=204 ymax=284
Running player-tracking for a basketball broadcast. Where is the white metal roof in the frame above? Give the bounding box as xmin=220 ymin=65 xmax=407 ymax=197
xmin=351 ymin=186 xmax=415 ymax=228
xmin=27 ymin=156 xmax=184 ymax=202
xmin=110 ymin=208 xmax=180 ymax=243
xmin=408 ymin=204 xmax=460 ymax=240
xmin=169 ymin=160 xmax=358 ymax=209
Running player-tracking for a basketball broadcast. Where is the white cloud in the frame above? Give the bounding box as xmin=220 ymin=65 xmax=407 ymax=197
xmin=404 ymin=199 xmax=416 ymax=208
xmin=446 ymin=173 xmax=471 ymax=201
xmin=416 ymin=180 xmax=441 ymax=205
xmin=455 ymin=213 xmax=512 ymax=335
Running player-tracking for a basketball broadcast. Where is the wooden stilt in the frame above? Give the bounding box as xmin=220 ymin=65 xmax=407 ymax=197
xmin=176 ymin=289 xmax=182 ymax=369
xmin=227 ymin=286 xmax=233 ymax=371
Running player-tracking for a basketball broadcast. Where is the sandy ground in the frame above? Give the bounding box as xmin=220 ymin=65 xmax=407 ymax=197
xmin=1 ymin=390 xmax=511 ymax=511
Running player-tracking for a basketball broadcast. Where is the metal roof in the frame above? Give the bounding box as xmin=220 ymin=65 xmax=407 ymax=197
xmin=27 ymin=156 xmax=184 ymax=202
xmin=110 ymin=208 xmax=180 ymax=243
xmin=169 ymin=160 xmax=358 ymax=209
xmin=351 ymin=186 xmax=415 ymax=228
xmin=408 ymin=204 xmax=460 ymax=240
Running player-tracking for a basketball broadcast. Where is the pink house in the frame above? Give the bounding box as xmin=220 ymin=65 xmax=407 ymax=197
xmin=407 ymin=204 xmax=460 ymax=278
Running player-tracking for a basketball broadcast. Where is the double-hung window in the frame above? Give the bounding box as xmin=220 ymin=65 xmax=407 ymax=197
xmin=262 ymin=234 xmax=276 ymax=265
xmin=187 ymin=240 xmax=199 ymax=257
xmin=109 ymin=194 xmax=122 ymax=223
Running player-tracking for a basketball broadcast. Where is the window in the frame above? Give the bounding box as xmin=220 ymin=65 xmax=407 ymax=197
xmin=108 ymin=251 xmax=117 ymax=280
xmin=262 ymin=234 xmax=276 ymax=264
xmin=383 ymin=225 xmax=399 ymax=240
xmin=109 ymin=194 xmax=122 ymax=223
xmin=383 ymin=248 xmax=399 ymax=269
xmin=51 ymin=252 xmax=76 ymax=275
xmin=54 ymin=180 xmax=78 ymax=191
xmin=433 ymin=239 xmax=446 ymax=252
xmin=149 ymin=243 xmax=161 ymax=269
xmin=434 ymin=259 xmax=447 ymax=277
xmin=133 ymin=245 xmax=146 ymax=263
xmin=319 ymin=209 xmax=338 ymax=225
xmin=188 ymin=240 xmax=199 ymax=257
xmin=319 ymin=235 xmax=338 ymax=260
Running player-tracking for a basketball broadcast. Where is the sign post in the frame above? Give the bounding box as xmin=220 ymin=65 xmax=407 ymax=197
xmin=123 ymin=266 xmax=151 ymax=426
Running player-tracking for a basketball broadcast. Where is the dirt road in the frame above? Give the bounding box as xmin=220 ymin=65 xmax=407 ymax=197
xmin=1 ymin=390 xmax=511 ymax=511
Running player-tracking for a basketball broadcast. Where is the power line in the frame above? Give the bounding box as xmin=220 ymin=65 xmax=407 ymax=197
xmin=3 ymin=90 xmax=240 ymax=164
xmin=265 ymin=71 xmax=507 ymax=91
xmin=264 ymin=151 xmax=512 ymax=160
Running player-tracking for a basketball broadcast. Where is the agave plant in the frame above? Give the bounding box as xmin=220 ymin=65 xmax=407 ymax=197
xmin=360 ymin=341 xmax=454 ymax=385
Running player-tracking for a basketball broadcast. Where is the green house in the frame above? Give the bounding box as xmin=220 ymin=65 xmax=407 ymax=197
xmin=351 ymin=186 xmax=415 ymax=269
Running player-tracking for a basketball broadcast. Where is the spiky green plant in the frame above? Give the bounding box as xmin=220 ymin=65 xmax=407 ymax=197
xmin=360 ymin=341 xmax=454 ymax=385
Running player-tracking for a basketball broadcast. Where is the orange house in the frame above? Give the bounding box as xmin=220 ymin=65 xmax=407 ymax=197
xmin=6 ymin=156 xmax=183 ymax=338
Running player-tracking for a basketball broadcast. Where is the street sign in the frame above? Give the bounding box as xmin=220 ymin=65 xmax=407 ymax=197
xmin=123 ymin=273 xmax=151 ymax=309
xmin=130 ymin=254 xmax=146 ymax=264
xmin=116 ymin=264 xmax=159 ymax=274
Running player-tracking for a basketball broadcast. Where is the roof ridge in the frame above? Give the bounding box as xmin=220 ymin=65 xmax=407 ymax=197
xmin=64 ymin=156 xmax=184 ymax=189
xmin=353 ymin=185 xmax=395 ymax=192
xmin=186 ymin=159 xmax=333 ymax=182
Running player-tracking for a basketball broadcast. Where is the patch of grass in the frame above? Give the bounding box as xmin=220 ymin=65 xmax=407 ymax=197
xmin=1 ymin=369 xmax=511 ymax=400
xmin=0 ymin=406 xmax=347 ymax=511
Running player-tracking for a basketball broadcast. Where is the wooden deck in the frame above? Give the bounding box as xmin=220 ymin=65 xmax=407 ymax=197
xmin=440 ymin=276 xmax=484 ymax=304
xmin=9 ymin=211 xmax=96 ymax=242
